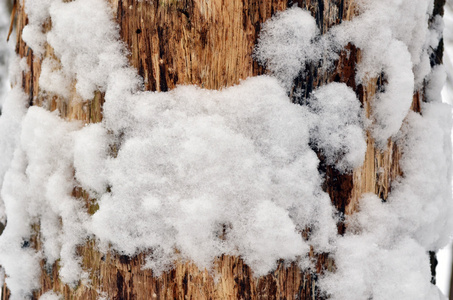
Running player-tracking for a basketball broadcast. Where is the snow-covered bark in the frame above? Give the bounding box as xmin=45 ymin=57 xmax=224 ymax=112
xmin=0 ymin=0 xmax=450 ymax=299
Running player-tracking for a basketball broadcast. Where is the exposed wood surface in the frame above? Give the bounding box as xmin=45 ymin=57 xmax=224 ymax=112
xmin=114 ymin=0 xmax=355 ymax=91
xmin=1 ymin=0 xmax=429 ymax=299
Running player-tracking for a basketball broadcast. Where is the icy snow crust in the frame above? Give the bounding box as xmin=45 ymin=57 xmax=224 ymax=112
xmin=0 ymin=0 xmax=450 ymax=299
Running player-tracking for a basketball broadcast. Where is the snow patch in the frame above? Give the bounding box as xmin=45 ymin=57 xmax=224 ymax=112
xmin=308 ymin=82 xmax=366 ymax=171
xmin=39 ymin=291 xmax=62 ymax=300
xmin=88 ymin=76 xmax=336 ymax=275
xmin=254 ymin=7 xmax=329 ymax=90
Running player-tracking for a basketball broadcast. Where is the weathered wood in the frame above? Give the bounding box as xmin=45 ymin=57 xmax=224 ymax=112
xmin=2 ymin=0 xmax=425 ymax=299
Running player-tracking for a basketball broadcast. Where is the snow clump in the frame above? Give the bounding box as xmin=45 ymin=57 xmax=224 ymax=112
xmin=254 ymin=7 xmax=329 ymax=90
xmin=86 ymin=76 xmax=337 ymax=275
xmin=308 ymin=82 xmax=366 ymax=171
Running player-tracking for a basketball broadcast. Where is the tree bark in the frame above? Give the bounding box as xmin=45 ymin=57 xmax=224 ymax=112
xmin=1 ymin=0 xmax=444 ymax=299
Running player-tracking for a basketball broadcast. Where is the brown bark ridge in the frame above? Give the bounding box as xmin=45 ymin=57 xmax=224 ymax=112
xmin=1 ymin=0 xmax=429 ymax=299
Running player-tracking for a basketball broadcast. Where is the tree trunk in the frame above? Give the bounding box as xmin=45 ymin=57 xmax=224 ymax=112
xmin=1 ymin=0 xmax=445 ymax=299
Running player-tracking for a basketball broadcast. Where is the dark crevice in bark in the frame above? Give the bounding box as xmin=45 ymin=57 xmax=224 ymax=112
xmin=376 ymin=72 xmax=387 ymax=93
xmin=291 ymin=63 xmax=321 ymax=105
xmin=119 ymin=255 xmax=131 ymax=265
xmin=182 ymin=271 xmax=188 ymax=296
xmin=429 ymin=0 xmax=445 ymax=68
xmin=115 ymin=271 xmax=125 ymax=300
xmin=157 ymin=26 xmax=169 ymax=92
xmin=317 ymin=0 xmax=324 ymax=33
xmin=236 ymin=264 xmax=253 ymax=299
xmin=433 ymin=0 xmax=446 ymax=17
xmin=338 ymin=0 xmax=344 ymax=22
xmin=291 ymin=43 xmax=360 ymax=235
xmin=426 ymin=2 xmax=445 ymax=289
xmin=22 ymin=46 xmax=34 ymax=107
xmin=317 ymin=154 xmax=353 ymax=235
xmin=430 ymin=38 xmax=444 ymax=67
xmin=429 ymin=251 xmax=437 ymax=285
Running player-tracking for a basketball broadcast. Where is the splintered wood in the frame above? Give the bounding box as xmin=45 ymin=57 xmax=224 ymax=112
xmin=1 ymin=0 xmax=413 ymax=299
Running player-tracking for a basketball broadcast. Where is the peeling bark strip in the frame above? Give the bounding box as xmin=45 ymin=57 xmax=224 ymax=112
xmin=1 ymin=0 xmax=430 ymax=299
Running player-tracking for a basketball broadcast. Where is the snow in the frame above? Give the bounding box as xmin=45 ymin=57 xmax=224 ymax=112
xmin=257 ymin=1 xmax=453 ymax=299
xmin=254 ymin=7 xmax=328 ymax=90
xmin=46 ymin=0 xmax=129 ymax=100
xmin=436 ymin=0 xmax=453 ymax=295
xmin=39 ymin=58 xmax=72 ymax=99
xmin=0 ymin=87 xmax=28 ymax=223
xmin=319 ymin=100 xmax=452 ymax=300
xmin=39 ymin=291 xmax=62 ymax=300
xmin=369 ymin=39 xmax=414 ymax=145
xmin=256 ymin=2 xmax=439 ymax=145
xmin=88 ymin=76 xmax=336 ymax=275
xmin=392 ymin=103 xmax=452 ymax=251
xmin=21 ymin=0 xmax=54 ymax=56
xmin=0 ymin=145 xmax=41 ymax=300
xmin=0 ymin=0 xmax=451 ymax=299
xmin=437 ymin=242 xmax=452 ymax=296
xmin=0 ymin=0 xmax=10 ymax=108
xmin=330 ymin=0 xmax=434 ymax=88
xmin=307 ymin=82 xmax=366 ymax=171
xmin=0 ymin=106 xmax=89 ymax=292
xmin=329 ymin=0 xmax=434 ymax=145
xmin=444 ymin=0 xmax=453 ymax=105
xmin=426 ymin=65 xmax=447 ymax=103
xmin=73 ymin=124 xmax=109 ymax=195
xmin=21 ymin=25 xmax=47 ymax=57
xmin=321 ymin=226 xmax=437 ymax=300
